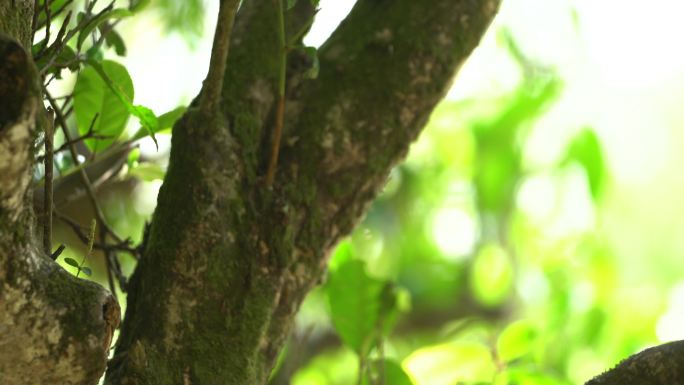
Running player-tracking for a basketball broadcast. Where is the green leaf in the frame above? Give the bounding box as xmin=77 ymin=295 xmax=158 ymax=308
xmin=370 ymin=360 xmax=414 ymax=385
xmin=286 ymin=0 xmax=298 ymax=10
xmin=327 ymin=259 xmax=384 ymax=355
xmin=101 ymin=27 xmax=127 ymax=56
xmin=35 ymin=45 xmax=79 ymax=77
xmin=128 ymin=163 xmax=165 ymax=181
xmin=87 ymin=60 xmax=160 ymax=149
xmin=563 ymin=128 xmax=605 ymax=199
xmin=74 ymin=60 xmax=134 ymax=153
xmin=469 ymin=243 xmax=513 ymax=307
xmin=153 ymin=0 xmax=205 ymax=42
xmin=496 ymin=320 xmax=538 ymax=362
xmin=310 ymin=0 xmax=320 ymax=6
xmin=403 ymin=341 xmax=495 ymax=384
xmin=64 ymin=257 xmax=80 ymax=268
xmin=80 ymin=266 xmax=93 ymax=277
xmin=131 ymin=106 xmax=185 ymax=140
xmin=127 ymin=147 xmax=141 ymax=167
xmin=77 ymin=8 xmax=134 ymax=49
xmin=131 ymin=105 xmax=159 ymax=148
xmin=130 ymin=0 xmax=152 ymax=13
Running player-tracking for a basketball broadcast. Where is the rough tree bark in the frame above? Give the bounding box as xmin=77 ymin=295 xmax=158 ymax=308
xmin=3 ymin=1 xmax=683 ymax=385
xmin=0 ymin=0 xmax=500 ymax=384
xmin=1 ymin=2 xmax=119 ymax=385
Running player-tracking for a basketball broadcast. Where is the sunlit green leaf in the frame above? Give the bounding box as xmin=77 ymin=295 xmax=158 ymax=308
xmin=470 ymin=243 xmax=513 ymax=307
xmin=132 ymin=106 xmax=185 ymax=141
xmin=74 ymin=60 xmax=133 ymax=152
xmin=128 ymin=163 xmax=165 ymax=181
xmin=403 ymin=341 xmax=495 ymax=385
xmin=80 ymin=266 xmax=93 ymax=277
xmin=327 ymin=259 xmax=384 ymax=355
xmin=63 ymin=257 xmax=80 ymax=268
xmin=87 ymin=60 xmax=160 ymax=148
xmin=496 ymin=319 xmax=538 ymax=362
xmin=563 ymin=128 xmax=605 ymax=199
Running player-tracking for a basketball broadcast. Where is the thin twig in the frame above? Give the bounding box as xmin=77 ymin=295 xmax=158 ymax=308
xmin=32 ymin=0 xmax=41 ymax=35
xmin=45 ymin=90 xmax=123 ymax=244
xmin=265 ymin=0 xmax=288 ymax=187
xmin=36 ymin=0 xmax=52 ymax=58
xmin=76 ymin=219 xmax=96 ymax=278
xmin=35 ymin=0 xmax=74 ymax=32
xmin=199 ymin=0 xmax=241 ymax=116
xmin=54 ymin=210 xmax=137 ymax=255
xmin=101 ymin=230 xmax=118 ymax=300
xmin=43 ymin=108 xmax=55 ymax=255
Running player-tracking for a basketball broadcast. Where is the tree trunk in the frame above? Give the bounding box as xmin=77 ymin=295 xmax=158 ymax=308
xmin=0 ymin=2 xmax=119 ymax=385
xmin=0 ymin=0 xmax=500 ymax=384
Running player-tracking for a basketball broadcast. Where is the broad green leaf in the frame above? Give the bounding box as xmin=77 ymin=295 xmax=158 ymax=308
xmin=328 ymin=240 xmax=353 ymax=272
xmin=563 ymin=128 xmax=605 ymax=199
xmin=403 ymin=341 xmax=495 ymax=385
xmin=87 ymin=60 xmax=160 ymax=148
xmin=496 ymin=320 xmax=538 ymax=362
xmin=74 ymin=60 xmax=133 ymax=153
xmin=128 ymin=163 xmax=165 ymax=181
xmin=77 ymin=8 xmax=133 ymax=49
xmin=470 ymin=243 xmax=513 ymax=307
xmin=64 ymin=257 xmax=80 ymax=268
xmin=327 ymin=259 xmax=384 ymax=355
xmin=80 ymin=266 xmax=93 ymax=277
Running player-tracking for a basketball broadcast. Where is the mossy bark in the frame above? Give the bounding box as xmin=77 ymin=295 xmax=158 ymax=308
xmin=586 ymin=340 xmax=684 ymax=385
xmin=0 ymin=10 xmax=119 ymax=385
xmin=106 ymin=1 xmax=500 ymax=384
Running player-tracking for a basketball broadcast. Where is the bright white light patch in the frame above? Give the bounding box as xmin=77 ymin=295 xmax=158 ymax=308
xmin=431 ymin=208 xmax=478 ymax=261
xmin=656 ymin=282 xmax=684 ymax=342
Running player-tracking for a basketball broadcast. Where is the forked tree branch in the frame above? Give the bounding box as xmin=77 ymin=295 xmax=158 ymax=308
xmin=199 ymin=0 xmax=241 ymax=116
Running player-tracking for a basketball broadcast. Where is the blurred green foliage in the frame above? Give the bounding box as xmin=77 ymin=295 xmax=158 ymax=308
xmin=266 ymin=29 xmax=660 ymax=385
xmin=40 ymin=2 xmax=676 ymax=385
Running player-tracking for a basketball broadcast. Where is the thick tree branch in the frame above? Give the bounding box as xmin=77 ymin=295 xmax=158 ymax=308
xmin=0 ymin=31 xmax=119 ymax=385
xmin=280 ymin=0 xmax=501 ymax=255
xmin=586 ymin=340 xmax=684 ymax=385
xmin=107 ymin=1 xmax=498 ymax=384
